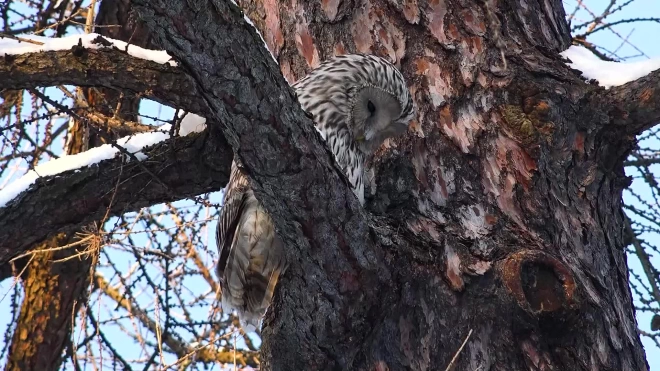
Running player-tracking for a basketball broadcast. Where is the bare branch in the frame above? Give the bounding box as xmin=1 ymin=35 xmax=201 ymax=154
xmin=578 ymin=17 xmax=660 ymax=39
xmin=94 ymin=273 xmax=259 ymax=367
xmin=0 ymin=128 xmax=232 ymax=267
xmin=625 ymin=217 xmax=660 ymax=307
xmin=0 ymin=47 xmax=211 ymax=117
xmin=595 ymin=67 xmax=660 ymax=136
xmin=572 ymin=38 xmax=618 ymax=61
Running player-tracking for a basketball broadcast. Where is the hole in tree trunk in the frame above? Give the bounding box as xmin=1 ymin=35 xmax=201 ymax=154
xmin=520 ymin=261 xmax=565 ymax=312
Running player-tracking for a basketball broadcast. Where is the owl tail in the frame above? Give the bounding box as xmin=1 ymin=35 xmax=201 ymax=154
xmin=239 ymin=314 xmax=260 ymax=333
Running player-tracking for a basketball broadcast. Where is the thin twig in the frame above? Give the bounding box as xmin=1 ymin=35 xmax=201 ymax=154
xmin=444 ymin=329 xmax=473 ymax=371
xmin=32 ymin=8 xmax=85 ymax=35
xmin=0 ymin=32 xmax=45 ymax=45
xmin=30 ymin=89 xmax=174 ymax=193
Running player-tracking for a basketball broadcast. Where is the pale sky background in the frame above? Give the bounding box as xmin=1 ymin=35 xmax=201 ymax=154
xmin=0 ymin=0 xmax=660 ymax=370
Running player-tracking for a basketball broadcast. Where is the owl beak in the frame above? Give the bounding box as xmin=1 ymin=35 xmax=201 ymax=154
xmin=355 ymin=135 xmax=365 ymax=143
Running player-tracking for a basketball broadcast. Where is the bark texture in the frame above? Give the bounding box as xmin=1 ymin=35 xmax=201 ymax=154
xmin=0 ymin=47 xmax=208 ymax=117
xmin=130 ymin=0 xmax=648 ymax=370
xmin=5 ymin=234 xmax=90 ymax=371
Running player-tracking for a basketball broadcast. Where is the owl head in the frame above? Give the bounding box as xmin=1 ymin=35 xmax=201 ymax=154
xmin=292 ymin=54 xmax=415 ymax=156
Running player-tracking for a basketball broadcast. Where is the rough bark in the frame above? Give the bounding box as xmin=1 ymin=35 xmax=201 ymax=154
xmin=5 ymin=234 xmax=90 ymax=371
xmin=0 ymin=0 xmax=652 ymax=369
xmin=131 ymin=2 xmax=375 ymax=369
xmin=129 ymin=0 xmax=648 ymax=370
xmin=597 ymin=68 xmax=660 ymax=135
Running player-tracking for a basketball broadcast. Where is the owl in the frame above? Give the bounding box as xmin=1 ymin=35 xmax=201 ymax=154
xmin=216 ymin=54 xmax=415 ymax=331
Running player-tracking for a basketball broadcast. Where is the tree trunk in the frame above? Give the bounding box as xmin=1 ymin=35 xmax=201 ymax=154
xmin=5 ymin=234 xmax=91 ymax=371
xmin=130 ymin=0 xmax=648 ymax=369
xmin=6 ymin=1 xmax=152 ymax=369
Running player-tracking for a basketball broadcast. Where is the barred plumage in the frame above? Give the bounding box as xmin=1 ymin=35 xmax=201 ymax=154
xmin=216 ymin=54 xmax=415 ymax=331
xmin=293 ymin=54 xmax=415 ymax=203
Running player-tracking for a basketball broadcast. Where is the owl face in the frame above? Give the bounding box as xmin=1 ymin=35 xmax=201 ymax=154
xmin=351 ymin=85 xmax=409 ymax=155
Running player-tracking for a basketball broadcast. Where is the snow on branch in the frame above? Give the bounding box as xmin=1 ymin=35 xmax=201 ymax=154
xmin=0 ymin=121 xmax=229 ymax=265
xmin=566 ymin=46 xmax=660 ymax=136
xmin=562 ymin=46 xmax=660 ymax=88
xmin=0 ymin=46 xmax=210 ymax=116
xmin=0 ymin=33 xmax=176 ymax=65
xmin=0 ymin=6 xmax=275 ymax=65
xmin=0 ymin=32 xmax=210 ymax=208
xmin=0 ymin=113 xmax=207 ymax=208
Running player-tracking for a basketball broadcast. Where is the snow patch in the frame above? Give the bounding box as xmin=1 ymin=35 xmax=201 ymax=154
xmin=178 ymin=112 xmax=208 ymax=136
xmin=561 ymin=46 xmax=660 ymax=88
xmin=0 ymin=33 xmax=177 ymax=66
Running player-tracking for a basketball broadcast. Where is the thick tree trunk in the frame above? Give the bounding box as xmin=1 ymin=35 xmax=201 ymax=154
xmin=265 ymin=0 xmax=646 ymax=369
xmin=6 ymin=1 xmax=153 ymax=369
xmin=140 ymin=0 xmax=645 ymax=369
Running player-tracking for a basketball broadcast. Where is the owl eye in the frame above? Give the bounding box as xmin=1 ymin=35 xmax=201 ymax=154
xmin=367 ymin=100 xmax=376 ymax=115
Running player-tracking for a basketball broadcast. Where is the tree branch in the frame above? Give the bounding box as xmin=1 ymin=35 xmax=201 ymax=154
xmin=597 ymin=67 xmax=660 ymax=136
xmin=130 ymin=0 xmax=382 ymax=368
xmin=0 ymin=42 xmax=235 ymax=270
xmin=0 ymin=47 xmax=211 ymax=117
xmin=0 ymin=128 xmax=232 ymax=268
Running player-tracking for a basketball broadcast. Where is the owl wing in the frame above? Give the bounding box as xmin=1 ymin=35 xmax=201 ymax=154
xmin=216 ymin=160 xmax=250 ymax=283
xmin=215 ymin=160 xmax=286 ymax=332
